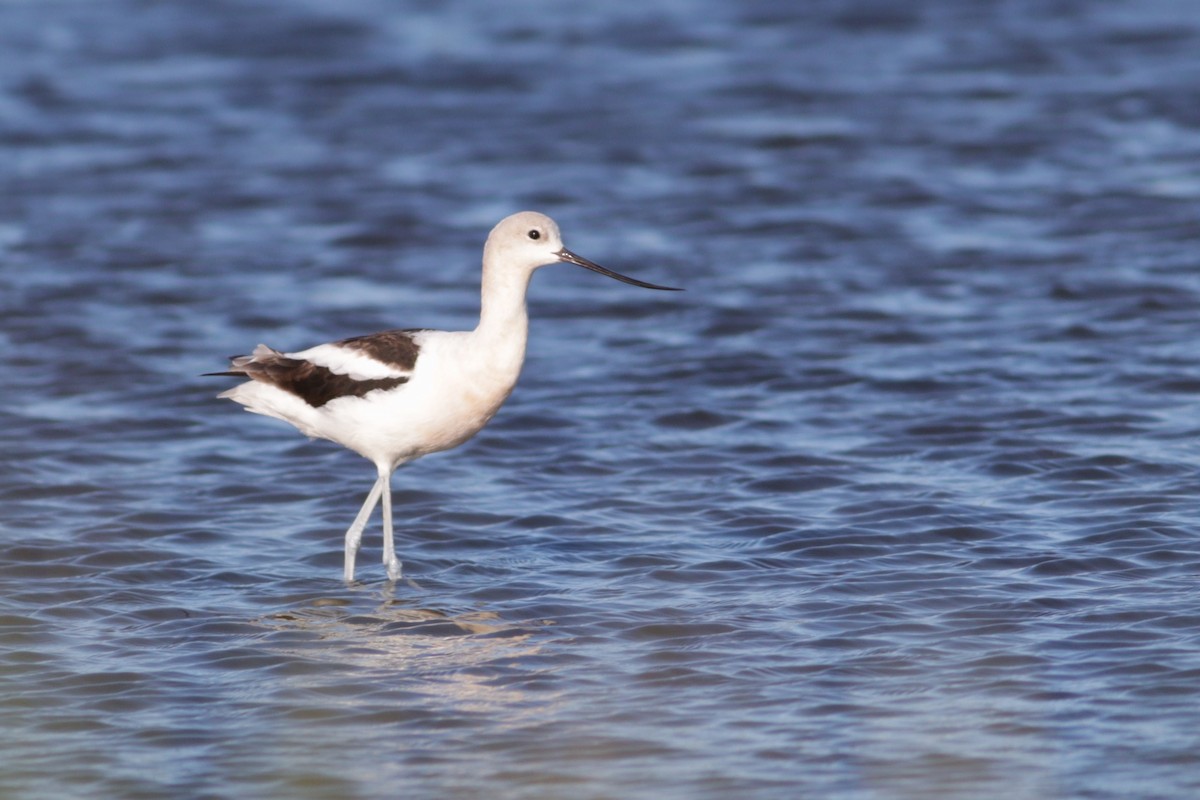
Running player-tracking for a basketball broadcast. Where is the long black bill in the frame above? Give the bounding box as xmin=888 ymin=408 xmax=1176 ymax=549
xmin=556 ymin=248 xmax=681 ymax=291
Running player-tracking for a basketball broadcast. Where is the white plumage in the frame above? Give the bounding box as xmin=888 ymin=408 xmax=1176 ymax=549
xmin=211 ymin=211 xmax=679 ymax=582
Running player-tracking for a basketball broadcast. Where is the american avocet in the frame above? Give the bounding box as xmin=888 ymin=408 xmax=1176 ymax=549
xmin=209 ymin=211 xmax=679 ymax=582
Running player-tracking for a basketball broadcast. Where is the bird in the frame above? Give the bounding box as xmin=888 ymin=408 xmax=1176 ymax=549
xmin=209 ymin=211 xmax=680 ymax=583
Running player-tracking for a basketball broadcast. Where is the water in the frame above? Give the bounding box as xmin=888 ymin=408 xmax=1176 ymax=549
xmin=3 ymin=0 xmax=1200 ymax=797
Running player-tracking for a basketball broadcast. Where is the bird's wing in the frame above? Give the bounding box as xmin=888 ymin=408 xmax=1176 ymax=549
xmin=298 ymin=329 xmax=423 ymax=380
xmin=216 ymin=330 xmax=424 ymax=409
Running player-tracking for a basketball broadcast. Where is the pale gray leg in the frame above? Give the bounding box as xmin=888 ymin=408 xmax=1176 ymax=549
xmin=380 ymin=469 xmax=402 ymax=582
xmin=344 ymin=475 xmax=384 ymax=583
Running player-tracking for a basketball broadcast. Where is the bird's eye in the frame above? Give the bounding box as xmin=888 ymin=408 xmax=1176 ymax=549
xmin=528 ymin=229 xmax=541 ymax=240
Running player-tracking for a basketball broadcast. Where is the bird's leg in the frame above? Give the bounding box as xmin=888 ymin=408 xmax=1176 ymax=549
xmin=344 ymin=475 xmax=385 ymax=583
xmin=380 ymin=469 xmax=401 ymax=582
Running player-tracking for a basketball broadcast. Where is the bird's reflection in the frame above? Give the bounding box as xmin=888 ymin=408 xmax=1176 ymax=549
xmin=256 ymin=585 xmax=558 ymax=719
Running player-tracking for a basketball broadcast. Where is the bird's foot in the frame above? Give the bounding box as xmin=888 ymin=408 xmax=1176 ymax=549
xmin=385 ymin=557 xmax=402 ymax=583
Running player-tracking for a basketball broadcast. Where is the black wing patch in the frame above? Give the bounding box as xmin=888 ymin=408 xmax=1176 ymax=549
xmin=337 ymin=329 xmax=423 ymax=371
xmin=210 ymin=346 xmax=409 ymax=408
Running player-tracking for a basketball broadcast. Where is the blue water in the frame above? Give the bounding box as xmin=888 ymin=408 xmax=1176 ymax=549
xmin=3 ymin=1 xmax=1200 ymax=797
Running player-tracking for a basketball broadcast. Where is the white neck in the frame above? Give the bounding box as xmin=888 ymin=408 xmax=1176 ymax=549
xmin=476 ymin=261 xmax=532 ymax=338
xmin=471 ymin=260 xmax=533 ymax=397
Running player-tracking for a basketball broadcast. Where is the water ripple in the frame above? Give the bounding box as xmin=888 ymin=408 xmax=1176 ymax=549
xmin=3 ymin=1 xmax=1200 ymax=798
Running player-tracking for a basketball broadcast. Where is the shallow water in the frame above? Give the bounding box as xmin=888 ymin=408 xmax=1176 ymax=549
xmin=3 ymin=0 xmax=1200 ymax=797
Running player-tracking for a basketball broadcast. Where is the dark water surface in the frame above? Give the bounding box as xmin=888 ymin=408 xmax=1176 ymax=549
xmin=4 ymin=1 xmax=1200 ymax=797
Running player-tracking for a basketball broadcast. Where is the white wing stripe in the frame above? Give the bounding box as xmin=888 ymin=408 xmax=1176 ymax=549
xmin=289 ymin=343 xmax=412 ymax=381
